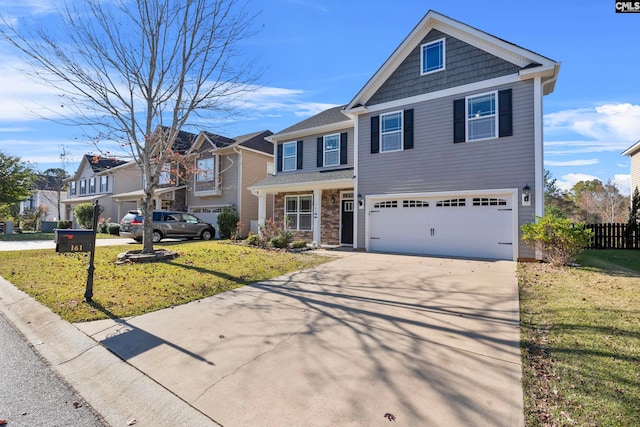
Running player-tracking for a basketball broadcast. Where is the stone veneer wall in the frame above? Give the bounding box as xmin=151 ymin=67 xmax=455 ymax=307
xmin=273 ymin=189 xmax=351 ymax=246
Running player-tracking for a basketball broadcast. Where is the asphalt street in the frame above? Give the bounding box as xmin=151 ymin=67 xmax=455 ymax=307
xmin=0 ymin=312 xmax=105 ymax=427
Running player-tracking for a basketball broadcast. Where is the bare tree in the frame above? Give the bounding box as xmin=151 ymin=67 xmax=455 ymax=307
xmin=2 ymin=0 xmax=259 ymax=253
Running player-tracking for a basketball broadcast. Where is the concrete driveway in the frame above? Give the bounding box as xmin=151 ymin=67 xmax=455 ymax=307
xmin=76 ymin=252 xmax=523 ymax=426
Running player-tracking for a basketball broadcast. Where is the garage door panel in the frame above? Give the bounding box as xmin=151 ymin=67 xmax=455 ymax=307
xmin=368 ymin=194 xmax=514 ymax=260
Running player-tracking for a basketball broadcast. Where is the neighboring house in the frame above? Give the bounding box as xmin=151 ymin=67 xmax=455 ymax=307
xmin=251 ymin=10 xmax=560 ymax=261
xmin=622 ymin=140 xmax=640 ymax=195
xmin=63 ymin=155 xmax=132 ymax=226
xmin=187 ymin=130 xmax=274 ymax=237
xmin=20 ymin=175 xmax=68 ymax=221
xmin=110 ymin=128 xmax=199 ymax=217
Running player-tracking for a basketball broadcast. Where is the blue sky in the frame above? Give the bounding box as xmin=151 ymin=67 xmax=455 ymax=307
xmin=0 ymin=0 xmax=638 ymax=194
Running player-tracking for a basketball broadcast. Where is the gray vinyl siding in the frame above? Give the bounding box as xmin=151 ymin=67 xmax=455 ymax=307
xmin=278 ymin=127 xmax=354 ymax=173
xmin=368 ymin=30 xmax=521 ymax=106
xmin=356 ymin=80 xmax=536 ymax=257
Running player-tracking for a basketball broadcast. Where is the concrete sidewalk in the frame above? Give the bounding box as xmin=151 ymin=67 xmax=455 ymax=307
xmin=1 ymin=252 xmax=523 ymax=426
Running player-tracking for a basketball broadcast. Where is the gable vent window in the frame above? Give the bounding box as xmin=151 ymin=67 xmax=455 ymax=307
xmin=421 ymin=38 xmax=445 ymax=75
xmin=373 ymin=201 xmax=398 ymax=209
xmin=473 ymin=198 xmax=507 ymax=206
xmin=454 ymin=89 xmax=512 ymax=143
xmin=436 ymin=198 xmax=466 ymax=207
xmin=403 ymin=200 xmax=429 ymax=208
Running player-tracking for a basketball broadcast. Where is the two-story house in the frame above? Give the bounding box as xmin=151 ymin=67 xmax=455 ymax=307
xmin=187 ymin=130 xmax=274 ymax=237
xmin=63 ymin=155 xmax=131 ymax=226
xmin=251 ymin=10 xmax=560 ymax=261
xmin=622 ymin=140 xmax=640 ymax=195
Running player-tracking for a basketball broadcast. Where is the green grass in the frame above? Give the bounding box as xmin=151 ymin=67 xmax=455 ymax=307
xmin=0 ymin=241 xmax=331 ymax=322
xmin=519 ymin=250 xmax=640 ymax=426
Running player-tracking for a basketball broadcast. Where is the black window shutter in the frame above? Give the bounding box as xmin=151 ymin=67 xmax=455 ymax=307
xmin=403 ymin=109 xmax=414 ymax=150
xmin=317 ymin=137 xmax=323 ymax=168
xmin=277 ymin=144 xmax=283 ymax=172
xmin=498 ymin=89 xmax=513 ymax=137
xmin=296 ymin=140 xmax=303 ymax=170
xmin=371 ymin=116 xmax=379 ymax=154
xmin=340 ymin=133 xmax=348 ymax=165
xmin=453 ymin=99 xmax=465 ymax=143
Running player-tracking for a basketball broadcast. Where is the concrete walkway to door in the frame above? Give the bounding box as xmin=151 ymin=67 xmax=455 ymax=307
xmin=72 ymin=252 xmax=523 ymax=426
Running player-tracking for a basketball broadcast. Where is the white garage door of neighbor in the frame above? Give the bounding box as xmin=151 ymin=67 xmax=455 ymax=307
xmin=189 ymin=207 xmax=223 ymax=238
xmin=368 ymin=195 xmax=514 ymax=260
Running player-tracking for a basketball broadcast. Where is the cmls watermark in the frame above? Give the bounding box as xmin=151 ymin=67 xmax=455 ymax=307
xmin=616 ymin=1 xmax=640 ymax=12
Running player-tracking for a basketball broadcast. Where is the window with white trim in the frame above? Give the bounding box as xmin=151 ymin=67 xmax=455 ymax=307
xmin=467 ymin=91 xmax=497 ymax=141
xmin=380 ymin=111 xmax=403 ymax=152
xmin=159 ymin=163 xmax=171 ymax=185
xmin=421 ymin=38 xmax=445 ymax=75
xmin=436 ymin=198 xmax=466 ymax=207
xmin=373 ymin=201 xmax=398 ymax=209
xmin=88 ymin=177 xmax=96 ymax=193
xmin=100 ymin=175 xmax=108 ymax=192
xmin=79 ymin=180 xmax=86 ymax=195
xmin=70 ymin=181 xmax=76 ymax=195
xmin=283 ymin=142 xmax=297 ymax=171
xmin=323 ymin=134 xmax=340 ymax=167
xmin=285 ymin=195 xmax=312 ymax=231
xmin=197 ymin=157 xmax=215 ymax=182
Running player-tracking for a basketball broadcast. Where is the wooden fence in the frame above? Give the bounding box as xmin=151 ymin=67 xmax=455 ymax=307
xmin=585 ymin=223 xmax=640 ymax=249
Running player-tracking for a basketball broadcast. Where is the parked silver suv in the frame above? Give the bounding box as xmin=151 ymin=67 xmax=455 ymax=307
xmin=120 ymin=210 xmax=215 ymax=243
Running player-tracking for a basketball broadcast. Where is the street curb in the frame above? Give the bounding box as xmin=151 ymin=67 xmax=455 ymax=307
xmin=0 ymin=276 xmax=218 ymax=427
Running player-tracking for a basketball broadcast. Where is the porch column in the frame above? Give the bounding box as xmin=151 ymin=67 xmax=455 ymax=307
xmin=257 ymin=192 xmax=267 ymax=233
xmin=155 ymin=197 xmax=162 ymax=210
xmin=313 ymin=188 xmax=321 ymax=245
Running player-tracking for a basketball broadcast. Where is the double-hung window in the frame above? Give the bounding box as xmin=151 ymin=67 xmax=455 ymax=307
xmin=467 ymin=91 xmax=497 ymax=141
xmin=88 ymin=178 xmax=96 ymax=193
xmin=70 ymin=181 xmax=76 ymax=195
xmin=285 ymin=195 xmax=312 ymax=231
xmin=197 ymin=157 xmax=215 ymax=182
xmin=80 ymin=180 xmax=86 ymax=195
xmin=421 ymin=38 xmax=445 ymax=75
xmin=282 ymin=142 xmax=297 ymax=171
xmin=159 ymin=163 xmax=171 ymax=185
xmin=323 ymin=134 xmax=340 ymax=166
xmin=100 ymin=176 xmax=108 ymax=192
xmin=380 ymin=111 xmax=403 ymax=152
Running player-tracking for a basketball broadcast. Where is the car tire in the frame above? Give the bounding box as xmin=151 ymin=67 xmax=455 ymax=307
xmin=134 ymin=238 xmax=142 ymax=243
xmin=151 ymin=230 xmax=163 ymax=243
xmin=201 ymin=229 xmax=213 ymax=241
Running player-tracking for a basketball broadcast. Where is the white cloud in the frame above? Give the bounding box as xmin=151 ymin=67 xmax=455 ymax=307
xmin=614 ymin=174 xmax=631 ymax=196
xmin=556 ymin=173 xmax=600 ymax=192
xmin=544 ymin=158 xmax=599 ymax=167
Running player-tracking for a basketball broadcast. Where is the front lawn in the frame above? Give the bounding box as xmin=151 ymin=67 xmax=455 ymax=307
xmin=0 ymin=232 xmax=121 ymax=241
xmin=0 ymin=241 xmax=331 ymax=322
xmin=519 ymin=250 xmax=640 ymax=426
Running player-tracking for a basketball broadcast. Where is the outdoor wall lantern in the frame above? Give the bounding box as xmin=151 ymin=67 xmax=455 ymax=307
xmin=522 ymin=184 xmax=531 ymax=207
xmin=331 ymin=195 xmax=336 ymax=204
xmin=357 ymin=193 xmax=364 ymax=209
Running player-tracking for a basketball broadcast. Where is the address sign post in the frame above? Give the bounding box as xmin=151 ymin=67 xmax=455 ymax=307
xmin=54 ymin=201 xmax=100 ymax=303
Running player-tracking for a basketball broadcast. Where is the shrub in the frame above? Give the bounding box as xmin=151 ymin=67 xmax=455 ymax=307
xmin=258 ymin=217 xmax=279 ymax=243
xmin=98 ymin=217 xmax=111 ymax=234
xmin=291 ymin=240 xmax=307 ymax=249
xmin=56 ymin=220 xmax=72 ymax=229
xmin=217 ymin=206 xmax=239 ymax=239
xmin=521 ymin=215 xmax=593 ymax=267
xmin=107 ymin=223 xmax=120 ymax=235
xmin=245 ymin=233 xmax=262 ymax=246
xmin=73 ymin=203 xmax=104 ymax=229
xmin=270 ymin=230 xmax=294 ymax=249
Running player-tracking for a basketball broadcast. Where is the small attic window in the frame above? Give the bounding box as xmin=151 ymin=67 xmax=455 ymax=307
xmin=421 ymin=38 xmax=445 ymax=75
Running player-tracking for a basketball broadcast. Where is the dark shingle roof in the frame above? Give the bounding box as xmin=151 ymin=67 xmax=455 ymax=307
xmin=273 ymin=106 xmax=351 ymax=137
xmin=202 ymin=131 xmax=237 ymax=149
xmin=84 ymin=155 xmax=128 ymax=173
xmin=233 ymin=130 xmax=274 ymax=154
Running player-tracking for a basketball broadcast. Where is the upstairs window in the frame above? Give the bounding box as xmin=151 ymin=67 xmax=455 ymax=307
xmin=70 ymin=181 xmax=77 ymax=195
xmin=159 ymin=163 xmax=171 ymax=185
xmin=79 ymin=180 xmax=86 ymax=195
xmin=197 ymin=157 xmax=215 ymax=182
xmin=380 ymin=111 xmax=403 ymax=152
xmin=467 ymin=92 xmax=497 ymax=141
xmin=88 ymin=177 xmax=96 ymax=193
xmin=282 ymin=141 xmax=297 ymax=171
xmin=100 ymin=176 xmax=108 ymax=192
xmin=421 ymin=38 xmax=445 ymax=75
xmin=323 ymin=134 xmax=340 ymax=166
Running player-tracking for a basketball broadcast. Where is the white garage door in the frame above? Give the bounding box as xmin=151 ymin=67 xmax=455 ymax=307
xmin=189 ymin=207 xmax=223 ymax=238
xmin=368 ymin=194 xmax=514 ymax=260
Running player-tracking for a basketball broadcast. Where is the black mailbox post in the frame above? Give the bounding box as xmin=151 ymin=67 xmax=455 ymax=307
xmin=54 ymin=201 xmax=100 ymax=303
xmin=54 ymin=229 xmax=95 ymax=253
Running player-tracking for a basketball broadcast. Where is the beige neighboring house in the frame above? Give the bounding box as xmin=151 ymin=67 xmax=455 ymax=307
xmin=63 ymin=155 xmax=136 ymax=226
xmin=623 ymin=140 xmax=640 ymax=195
xmin=187 ymin=130 xmax=274 ymax=237
xmin=20 ymin=190 xmax=68 ymax=222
